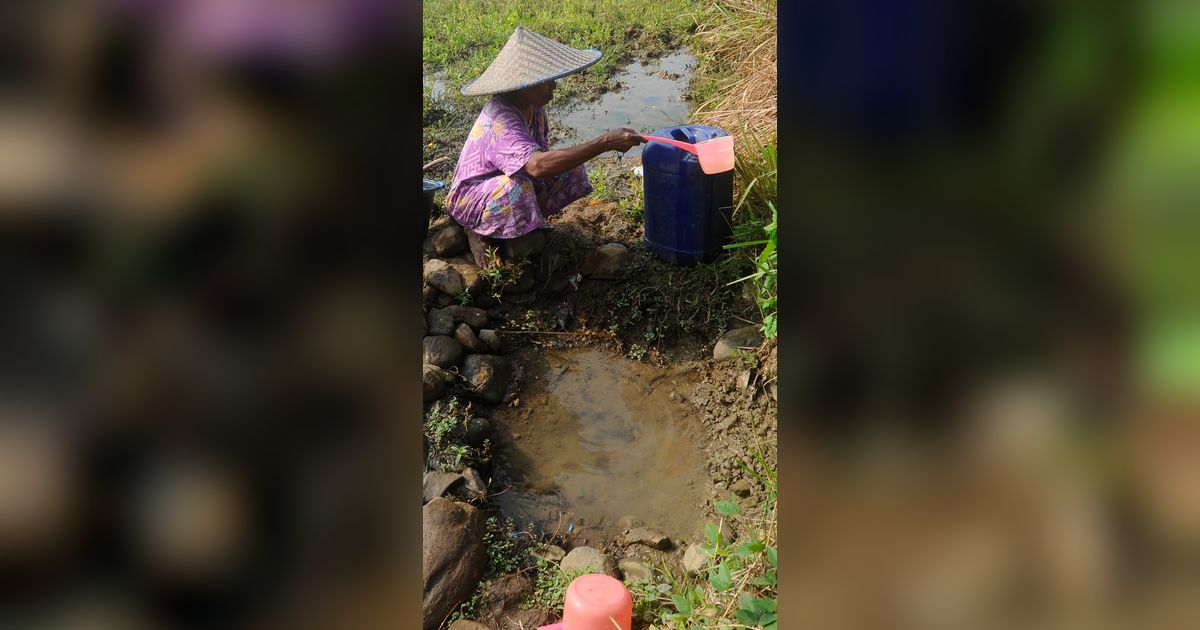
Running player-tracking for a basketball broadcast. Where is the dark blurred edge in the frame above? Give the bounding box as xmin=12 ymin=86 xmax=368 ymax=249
xmin=1 ymin=0 xmax=424 ymax=628
xmin=777 ymin=0 xmax=1155 ymax=628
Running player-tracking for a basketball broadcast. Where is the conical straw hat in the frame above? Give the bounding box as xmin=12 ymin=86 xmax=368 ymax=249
xmin=460 ymin=27 xmax=602 ymax=96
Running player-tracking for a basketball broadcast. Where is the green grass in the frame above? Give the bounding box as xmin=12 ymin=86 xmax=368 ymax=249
xmin=423 ymin=0 xmax=698 ymax=177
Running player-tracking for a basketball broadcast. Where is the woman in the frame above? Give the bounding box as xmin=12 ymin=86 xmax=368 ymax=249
xmin=444 ymin=27 xmax=644 ymax=269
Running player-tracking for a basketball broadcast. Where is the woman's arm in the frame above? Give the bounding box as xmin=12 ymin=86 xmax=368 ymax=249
xmin=523 ymin=128 xmax=644 ymax=178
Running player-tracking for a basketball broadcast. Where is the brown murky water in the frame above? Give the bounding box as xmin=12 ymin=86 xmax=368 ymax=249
xmin=493 ymin=349 xmax=707 ymax=545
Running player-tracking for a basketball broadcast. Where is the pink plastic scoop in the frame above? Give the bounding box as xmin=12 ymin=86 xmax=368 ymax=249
xmin=536 ymin=573 xmax=633 ymax=630
xmin=640 ymin=134 xmax=735 ymax=174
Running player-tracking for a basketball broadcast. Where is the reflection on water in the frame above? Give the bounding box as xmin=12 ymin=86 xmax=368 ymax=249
xmin=552 ymin=51 xmax=696 ymax=158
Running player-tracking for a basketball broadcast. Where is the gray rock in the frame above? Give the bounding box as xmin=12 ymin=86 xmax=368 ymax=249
xmin=435 ymin=292 xmax=455 ymax=308
xmin=560 ymin=546 xmax=616 ymax=575
xmin=422 ymin=284 xmax=438 ymax=305
xmin=423 ymin=498 xmax=486 ymax=630
xmin=430 ymin=225 xmax=467 ymax=258
xmin=619 ymin=558 xmax=653 ymax=583
xmin=460 ymin=467 xmax=487 ymax=499
xmin=533 ymin=544 xmax=566 ymax=564
xmin=423 ymin=364 xmax=447 ymax=402
xmin=444 ymin=305 xmax=489 ymax=328
xmin=581 ymin=243 xmax=630 ymax=280
xmin=682 ymin=543 xmax=708 ymax=577
xmin=623 ymin=527 xmax=671 ymax=550
xmin=461 ymin=417 xmax=491 ymax=447
xmin=461 ymin=354 xmax=512 ymax=404
xmin=731 ymin=478 xmax=754 ymax=498
xmin=427 ymin=308 xmax=455 ymax=336
xmin=423 ymin=335 xmax=464 ymax=369
xmin=713 ymin=325 xmax=765 ymax=360
xmin=424 ymin=259 xmax=466 ymax=296
xmin=478 ymin=329 xmax=501 ymax=353
xmin=737 ymin=369 xmax=754 ymax=390
xmin=455 ymin=322 xmax=488 ymax=353
xmin=423 ymin=471 xmax=464 ymax=503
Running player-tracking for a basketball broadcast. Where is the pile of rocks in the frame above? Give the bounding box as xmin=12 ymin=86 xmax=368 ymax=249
xmin=423 ymin=224 xmax=515 ymax=405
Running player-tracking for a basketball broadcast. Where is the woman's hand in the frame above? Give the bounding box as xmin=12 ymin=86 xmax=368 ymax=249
xmin=597 ymin=128 xmax=646 ymax=153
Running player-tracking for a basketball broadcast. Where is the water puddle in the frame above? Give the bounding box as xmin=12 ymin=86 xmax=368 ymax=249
xmin=551 ymin=50 xmax=696 ymax=158
xmin=493 ymin=349 xmax=708 ymax=545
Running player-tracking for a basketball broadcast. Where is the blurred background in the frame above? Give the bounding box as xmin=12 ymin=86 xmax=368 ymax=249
xmin=778 ymin=0 xmax=1200 ymax=628
xmin=2 ymin=0 xmax=423 ymax=628
xmin=2 ymin=0 xmax=1199 ymax=628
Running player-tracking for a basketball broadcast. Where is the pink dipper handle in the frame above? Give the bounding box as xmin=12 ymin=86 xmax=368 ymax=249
xmin=640 ymin=134 xmax=698 ymax=155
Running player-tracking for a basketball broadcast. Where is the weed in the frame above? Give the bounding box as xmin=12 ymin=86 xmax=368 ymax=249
xmin=456 ymin=290 xmax=472 ymax=306
xmin=626 ymin=343 xmax=647 ymax=361
xmin=483 ymin=516 xmax=525 ymax=578
xmin=423 ymin=397 xmax=492 ymax=472
xmin=524 ymin=556 xmax=590 ymax=611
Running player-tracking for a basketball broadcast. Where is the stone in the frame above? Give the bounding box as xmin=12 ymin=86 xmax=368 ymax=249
xmin=444 ymin=305 xmax=489 ymax=328
xmin=502 ymin=273 xmax=536 ymax=295
xmin=623 ymin=527 xmax=671 ymax=550
xmin=423 ymin=364 xmax=447 ymax=402
xmin=423 ymin=335 xmax=464 ymax=369
xmin=461 ymin=354 xmax=512 ymax=404
xmin=560 ymin=546 xmax=616 ymax=575
xmin=731 ymin=478 xmax=754 ymax=498
xmin=435 ymin=292 xmax=455 ymax=308
xmin=430 ymin=225 xmax=467 ymax=258
xmin=461 ymin=417 xmax=491 ymax=447
xmin=737 ymin=369 xmax=754 ymax=390
xmin=502 ymin=229 xmax=546 ymax=259
xmin=478 ymin=329 xmax=501 ymax=353
xmin=713 ymin=325 xmax=765 ymax=360
xmin=448 ymin=621 xmax=490 ymax=630
xmin=422 ymin=498 xmax=486 ymax=630
xmin=445 ymin=258 xmax=486 ymax=296
xmin=533 ymin=544 xmax=566 ymax=564
xmin=619 ymin=558 xmax=653 ymax=583
xmin=682 ymin=543 xmax=708 ymax=577
xmin=424 ymin=259 xmax=466 ymax=296
xmin=455 ymin=323 xmax=488 ymax=353
xmin=427 ymin=308 xmax=455 ymax=336
xmin=460 ymin=467 xmax=487 ymax=499
xmin=580 ymin=243 xmax=630 ymax=280
xmin=422 ymin=284 xmax=439 ymax=305
xmin=423 ymin=471 xmax=465 ymax=503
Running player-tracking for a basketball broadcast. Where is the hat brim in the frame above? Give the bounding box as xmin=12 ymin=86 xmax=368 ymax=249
xmin=460 ymin=49 xmax=601 ymax=96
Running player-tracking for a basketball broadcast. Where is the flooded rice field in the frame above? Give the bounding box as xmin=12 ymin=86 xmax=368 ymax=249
xmin=552 ymin=50 xmax=696 ymax=158
xmin=492 ymin=349 xmax=708 ymax=546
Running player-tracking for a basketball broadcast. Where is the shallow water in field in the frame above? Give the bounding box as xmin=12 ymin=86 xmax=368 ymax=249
xmin=551 ymin=50 xmax=696 ymax=158
xmin=492 ymin=349 xmax=707 ymax=545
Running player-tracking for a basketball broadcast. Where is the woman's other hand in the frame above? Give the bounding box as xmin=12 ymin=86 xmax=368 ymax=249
xmin=598 ymin=128 xmax=645 ymax=152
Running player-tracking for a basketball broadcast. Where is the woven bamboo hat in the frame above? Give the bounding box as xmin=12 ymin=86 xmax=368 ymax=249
xmin=460 ymin=27 xmax=602 ymax=96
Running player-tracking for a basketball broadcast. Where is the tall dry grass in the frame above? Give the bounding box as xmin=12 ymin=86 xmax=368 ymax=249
xmin=690 ymin=0 xmax=777 ymax=140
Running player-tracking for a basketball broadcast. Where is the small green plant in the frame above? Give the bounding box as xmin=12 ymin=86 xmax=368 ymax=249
xmin=482 ymin=516 xmax=524 ymax=577
xmin=588 ymin=163 xmax=617 ymax=201
xmin=524 ymin=556 xmax=590 ymax=611
xmin=456 ymin=290 xmax=472 ymax=306
xmin=626 ymin=343 xmax=647 ymax=361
